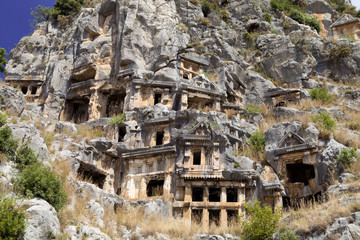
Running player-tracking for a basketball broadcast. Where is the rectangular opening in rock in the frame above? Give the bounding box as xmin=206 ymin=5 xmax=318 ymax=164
xmin=193 ymin=151 xmax=201 ymax=165
xmin=77 ymin=162 xmax=106 ymax=189
xmin=173 ymin=208 xmax=183 ymax=218
xmin=209 ymin=209 xmax=220 ymax=226
xmin=227 ymin=210 xmax=238 ymax=225
xmin=191 ymin=209 xmax=203 ymax=224
xmin=154 ymin=93 xmax=162 ymax=105
xmin=156 ymin=131 xmax=164 ymax=146
xmin=192 ymin=187 xmax=204 ymax=202
xmin=31 ymin=86 xmax=37 ymax=95
xmin=64 ymin=98 xmax=89 ymax=124
xmin=106 ymin=91 xmax=126 ymax=117
xmin=226 ymin=188 xmax=238 ymax=202
xmin=21 ymin=86 xmax=28 ymax=94
xmin=286 ymin=163 xmax=315 ymax=186
xmin=209 ymin=188 xmax=221 ymax=202
xmin=118 ymin=125 xmax=126 ymax=142
xmin=146 ymin=180 xmax=164 ymax=197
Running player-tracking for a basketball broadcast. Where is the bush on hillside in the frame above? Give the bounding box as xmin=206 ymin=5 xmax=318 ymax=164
xmin=16 ymin=162 xmax=67 ymax=211
xmin=240 ymin=200 xmax=281 ymax=240
xmin=329 ymin=43 xmax=352 ymax=59
xmin=0 ymin=197 xmax=26 ymax=240
xmin=312 ymin=111 xmax=336 ymax=131
xmin=337 ymin=147 xmax=358 ymax=168
xmin=14 ymin=145 xmax=39 ymax=171
xmin=309 ymin=87 xmax=333 ymax=104
xmin=109 ymin=113 xmax=126 ymax=126
xmin=0 ymin=126 xmax=18 ymax=159
xmin=248 ymin=130 xmax=266 ymax=152
xmin=0 ymin=113 xmax=7 ymax=128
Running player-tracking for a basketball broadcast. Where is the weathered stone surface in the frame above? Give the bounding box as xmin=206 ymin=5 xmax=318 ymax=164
xmin=22 ymin=198 xmax=60 ymax=240
xmin=90 ymin=138 xmax=113 ymax=152
xmin=55 ymin=121 xmax=78 ymax=135
xmin=65 ymin=224 xmax=111 ymax=240
xmin=0 ymin=86 xmax=25 ymax=116
xmin=8 ymin=123 xmax=49 ymax=160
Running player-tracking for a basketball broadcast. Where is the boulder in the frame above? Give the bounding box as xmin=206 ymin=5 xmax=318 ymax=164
xmin=0 ymin=86 xmax=25 ymax=116
xmin=22 ymin=198 xmax=60 ymax=240
xmin=8 ymin=123 xmax=49 ymax=160
xmin=90 ymin=138 xmax=113 ymax=152
xmin=65 ymin=224 xmax=111 ymax=240
xmin=55 ymin=121 xmax=78 ymax=135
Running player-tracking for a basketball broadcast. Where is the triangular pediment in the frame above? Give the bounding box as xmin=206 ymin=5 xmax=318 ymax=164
xmin=277 ymin=131 xmax=305 ymax=149
xmin=188 ymin=122 xmax=211 ymax=136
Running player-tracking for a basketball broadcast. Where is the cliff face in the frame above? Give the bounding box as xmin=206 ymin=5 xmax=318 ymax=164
xmin=2 ymin=0 xmax=360 ymax=239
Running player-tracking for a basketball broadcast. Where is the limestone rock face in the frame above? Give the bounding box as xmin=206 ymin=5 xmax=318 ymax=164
xmin=0 ymin=86 xmax=25 ymax=116
xmin=8 ymin=123 xmax=49 ymax=160
xmin=22 ymin=198 xmax=60 ymax=240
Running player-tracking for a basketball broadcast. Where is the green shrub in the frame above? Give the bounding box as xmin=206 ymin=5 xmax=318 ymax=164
xmin=312 ymin=111 xmax=336 ymax=131
xmin=248 ymin=130 xmax=266 ymax=152
xmin=109 ymin=113 xmax=126 ymax=126
xmin=277 ymin=228 xmax=298 ymax=240
xmin=15 ymin=145 xmax=39 ymax=171
xmin=240 ymin=200 xmax=281 ymax=240
xmin=16 ymin=162 xmax=67 ymax=211
xmin=0 ymin=126 xmax=18 ymax=159
xmin=30 ymin=5 xmax=54 ymax=27
xmin=52 ymin=0 xmax=84 ymax=19
xmin=309 ymin=87 xmax=333 ymax=104
xmin=270 ymin=0 xmax=320 ymax=32
xmin=329 ymin=43 xmax=352 ymax=59
xmin=244 ymin=105 xmax=261 ymax=114
xmin=243 ymin=32 xmax=255 ymax=48
xmin=337 ymin=147 xmax=358 ymax=168
xmin=0 ymin=197 xmax=26 ymax=240
xmin=263 ymin=13 xmax=272 ymax=23
xmin=0 ymin=113 xmax=7 ymax=128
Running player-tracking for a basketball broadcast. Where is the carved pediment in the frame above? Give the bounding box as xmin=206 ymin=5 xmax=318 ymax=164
xmin=188 ymin=122 xmax=211 ymax=136
xmin=277 ymin=131 xmax=305 ymax=149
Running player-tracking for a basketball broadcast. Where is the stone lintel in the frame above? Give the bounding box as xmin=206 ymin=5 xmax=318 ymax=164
xmin=265 ymin=88 xmax=301 ymax=98
xmin=271 ymin=144 xmax=317 ymax=156
xmin=181 ymin=135 xmax=211 ymax=141
xmin=185 ymin=85 xmax=225 ymax=98
xmin=143 ymin=117 xmax=174 ymax=125
xmin=223 ymin=102 xmax=241 ymax=109
xmin=180 ymin=54 xmax=210 ymax=66
xmin=132 ymin=79 xmax=176 ymax=88
xmin=121 ymin=145 xmax=176 ymax=159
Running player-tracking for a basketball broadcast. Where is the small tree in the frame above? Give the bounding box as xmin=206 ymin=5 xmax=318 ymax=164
xmin=0 ymin=197 xmax=26 ymax=240
xmin=309 ymin=87 xmax=333 ymax=104
xmin=16 ymin=162 xmax=67 ymax=211
xmin=0 ymin=126 xmax=18 ymax=159
xmin=0 ymin=113 xmax=7 ymax=128
xmin=312 ymin=111 xmax=336 ymax=131
xmin=241 ymin=200 xmax=281 ymax=240
xmin=248 ymin=130 xmax=266 ymax=152
xmin=337 ymin=147 xmax=358 ymax=169
xmin=0 ymin=48 xmax=7 ymax=73
xmin=14 ymin=145 xmax=39 ymax=171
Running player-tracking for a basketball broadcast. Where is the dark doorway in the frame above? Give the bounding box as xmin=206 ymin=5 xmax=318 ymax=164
xmin=209 ymin=209 xmax=220 ymax=226
xmin=116 ymin=188 xmax=121 ymax=196
xmin=156 ymin=131 xmax=164 ymax=146
xmin=209 ymin=188 xmax=221 ymax=202
xmin=192 ymin=187 xmax=204 ymax=202
xmin=192 ymin=209 xmax=203 ymax=224
xmin=173 ymin=94 xmax=182 ymax=111
xmin=227 ymin=210 xmax=238 ymax=225
xmin=106 ymin=92 xmax=125 ymax=117
xmin=227 ymin=188 xmax=238 ymax=202
xmin=31 ymin=86 xmax=37 ymax=95
xmin=64 ymin=99 xmax=89 ymax=124
xmin=146 ymin=180 xmax=164 ymax=197
xmin=77 ymin=162 xmax=106 ymax=189
xmin=21 ymin=86 xmax=28 ymax=94
xmin=118 ymin=126 xmax=126 ymax=142
xmin=154 ymin=93 xmax=162 ymax=105
xmin=193 ymin=151 xmax=201 ymax=165
xmin=286 ymin=163 xmax=315 ymax=186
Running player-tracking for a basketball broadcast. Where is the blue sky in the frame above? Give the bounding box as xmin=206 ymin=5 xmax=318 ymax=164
xmin=0 ymin=0 xmax=56 ymax=57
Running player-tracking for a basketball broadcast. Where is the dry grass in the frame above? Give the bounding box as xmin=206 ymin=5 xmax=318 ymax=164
xmin=76 ymin=125 xmax=103 ymax=140
xmin=333 ymin=129 xmax=360 ymax=149
xmin=287 ymin=99 xmax=323 ymax=111
xmin=225 ymin=109 xmax=239 ymax=119
xmin=282 ymin=195 xmax=353 ymax=234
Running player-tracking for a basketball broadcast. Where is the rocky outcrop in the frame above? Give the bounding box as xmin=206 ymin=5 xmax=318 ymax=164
xmin=22 ymin=198 xmax=60 ymax=240
xmin=0 ymin=86 xmax=25 ymax=116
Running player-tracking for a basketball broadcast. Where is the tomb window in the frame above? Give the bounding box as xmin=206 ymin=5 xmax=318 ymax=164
xmin=21 ymin=86 xmax=28 ymax=94
xmin=192 ymin=187 xmax=204 ymax=202
xmin=226 ymin=188 xmax=238 ymax=202
xmin=193 ymin=151 xmax=201 ymax=165
xmin=191 ymin=209 xmax=203 ymax=224
xmin=209 ymin=188 xmax=221 ymax=202
xmin=209 ymin=210 xmax=220 ymax=226
xmin=286 ymin=163 xmax=315 ymax=186
xmin=227 ymin=210 xmax=238 ymax=225
xmin=118 ymin=126 xmax=126 ymax=142
xmin=146 ymin=180 xmax=164 ymax=197
xmin=340 ymin=28 xmax=344 ymax=36
xmin=116 ymin=188 xmax=121 ymax=196
xmin=77 ymin=162 xmax=106 ymax=189
xmin=156 ymin=131 xmax=164 ymax=146
xmin=31 ymin=86 xmax=37 ymax=95
xmin=154 ymin=93 xmax=162 ymax=105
